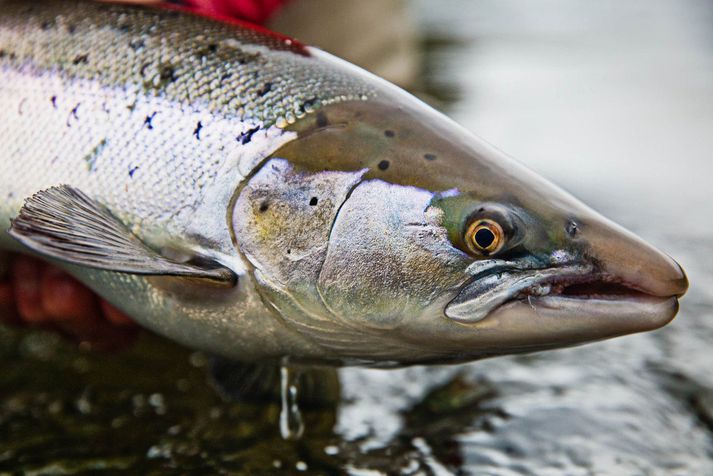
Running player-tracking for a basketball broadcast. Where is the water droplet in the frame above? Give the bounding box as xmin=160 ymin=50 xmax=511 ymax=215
xmin=279 ymin=365 xmax=304 ymax=440
xmin=324 ymin=445 xmax=339 ymax=456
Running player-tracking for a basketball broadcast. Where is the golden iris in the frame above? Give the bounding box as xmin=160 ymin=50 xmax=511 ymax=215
xmin=465 ymin=219 xmax=504 ymax=255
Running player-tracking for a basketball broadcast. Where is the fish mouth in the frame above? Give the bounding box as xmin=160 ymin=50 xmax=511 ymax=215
xmin=514 ymin=271 xmax=660 ymax=302
xmin=445 ymin=264 xmax=682 ymax=338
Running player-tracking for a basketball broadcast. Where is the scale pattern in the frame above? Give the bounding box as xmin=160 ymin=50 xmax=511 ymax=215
xmin=0 ymin=0 xmax=373 ymax=126
xmin=0 ymin=0 xmax=375 ymax=246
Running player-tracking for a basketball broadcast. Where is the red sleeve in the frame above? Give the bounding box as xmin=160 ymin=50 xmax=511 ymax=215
xmin=184 ymin=0 xmax=290 ymax=25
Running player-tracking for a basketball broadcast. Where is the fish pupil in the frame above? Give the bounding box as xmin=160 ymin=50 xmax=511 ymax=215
xmin=475 ymin=228 xmax=495 ymax=248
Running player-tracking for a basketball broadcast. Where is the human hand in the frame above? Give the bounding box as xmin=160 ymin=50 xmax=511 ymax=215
xmin=100 ymin=0 xmax=288 ymax=25
xmin=0 ymin=253 xmax=139 ymax=351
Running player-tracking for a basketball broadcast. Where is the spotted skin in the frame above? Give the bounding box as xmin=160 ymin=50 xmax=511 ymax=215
xmin=0 ymin=0 xmax=379 ymax=362
xmin=0 ymin=0 xmax=687 ymax=366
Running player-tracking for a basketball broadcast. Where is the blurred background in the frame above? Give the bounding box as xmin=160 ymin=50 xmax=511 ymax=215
xmin=1 ymin=0 xmax=712 ymax=474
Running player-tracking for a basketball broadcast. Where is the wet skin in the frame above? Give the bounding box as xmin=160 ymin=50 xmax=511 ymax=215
xmin=0 ymin=0 xmax=241 ymax=351
xmin=0 ymin=1 xmax=688 ymax=365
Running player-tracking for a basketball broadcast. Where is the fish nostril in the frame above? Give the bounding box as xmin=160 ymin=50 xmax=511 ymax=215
xmin=566 ymin=220 xmax=579 ymax=238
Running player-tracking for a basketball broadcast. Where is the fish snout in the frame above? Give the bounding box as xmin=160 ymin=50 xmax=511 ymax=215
xmin=582 ymin=218 xmax=689 ymax=299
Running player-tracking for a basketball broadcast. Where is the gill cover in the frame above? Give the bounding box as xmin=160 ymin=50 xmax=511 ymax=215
xmin=232 ymin=158 xmax=471 ymax=360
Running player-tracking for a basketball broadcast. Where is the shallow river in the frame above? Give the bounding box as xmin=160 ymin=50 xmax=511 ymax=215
xmin=2 ymin=1 xmax=713 ymax=474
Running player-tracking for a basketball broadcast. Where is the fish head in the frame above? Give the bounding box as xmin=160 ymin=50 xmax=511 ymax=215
xmin=234 ymin=93 xmax=688 ymax=365
xmin=426 ymin=183 xmax=688 ymax=360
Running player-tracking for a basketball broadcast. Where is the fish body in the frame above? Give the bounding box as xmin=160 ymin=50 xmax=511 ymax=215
xmin=0 ymin=0 xmax=688 ymax=366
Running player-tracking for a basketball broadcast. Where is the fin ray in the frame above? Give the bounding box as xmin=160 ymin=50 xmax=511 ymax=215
xmin=9 ymin=185 xmax=235 ymax=284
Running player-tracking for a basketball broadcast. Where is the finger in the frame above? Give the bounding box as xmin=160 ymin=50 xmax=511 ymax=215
xmin=100 ymin=300 xmax=137 ymax=327
xmin=38 ymin=266 xmax=119 ymax=345
xmin=11 ymin=255 xmax=49 ymax=324
xmin=40 ymin=266 xmax=99 ymax=323
xmin=38 ymin=266 xmax=139 ymax=350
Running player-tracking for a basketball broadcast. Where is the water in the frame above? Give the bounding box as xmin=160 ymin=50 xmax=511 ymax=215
xmin=280 ymin=366 xmax=305 ymax=441
xmin=2 ymin=0 xmax=713 ymax=474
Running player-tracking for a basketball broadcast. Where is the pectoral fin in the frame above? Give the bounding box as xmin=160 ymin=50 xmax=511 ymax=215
xmin=9 ymin=185 xmax=236 ymax=285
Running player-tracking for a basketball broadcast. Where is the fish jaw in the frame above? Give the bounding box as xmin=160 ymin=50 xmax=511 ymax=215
xmin=444 ymin=212 xmax=688 ymax=353
xmin=466 ymin=294 xmax=679 ymax=353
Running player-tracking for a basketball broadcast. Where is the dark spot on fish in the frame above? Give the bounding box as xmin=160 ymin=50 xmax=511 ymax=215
xmin=129 ymin=39 xmax=145 ymax=51
xmin=287 ymin=249 xmax=291 ymax=254
xmin=384 ymin=130 xmax=395 ymax=138
xmin=67 ymin=103 xmax=80 ymax=127
xmin=378 ymin=160 xmax=390 ymax=171
xmin=194 ymin=121 xmax=203 ymax=140
xmin=67 ymin=24 xmax=77 ymax=34
xmin=115 ymin=24 xmax=130 ymax=34
xmin=50 ymin=96 xmax=57 ymax=108
xmin=40 ymin=20 xmax=54 ymax=31
xmin=220 ymin=73 xmax=233 ymax=82
xmin=129 ymin=165 xmax=140 ymax=178
xmin=0 ymin=49 xmax=16 ymax=61
xmin=72 ymin=54 xmax=89 ymax=65
xmin=17 ymin=98 xmax=26 ymax=115
xmin=478 ymin=207 xmax=485 ymax=213
xmin=237 ymin=126 xmax=260 ymax=145
xmin=140 ymin=63 xmax=150 ymax=77
xmin=257 ymin=82 xmax=273 ymax=97
xmin=259 ymin=201 xmax=269 ymax=213
xmin=424 ymin=153 xmax=437 ymax=161
xmin=300 ymin=97 xmax=318 ymax=114
xmin=236 ymin=51 xmax=261 ymax=65
xmin=84 ymin=138 xmax=107 ymax=172
xmin=316 ymin=111 xmax=328 ymax=128
xmin=309 ymin=197 xmax=318 ymax=206
xmin=160 ymin=66 xmax=177 ymax=83
xmin=208 ymin=43 xmax=218 ymax=53
xmin=144 ymin=112 xmax=157 ymax=130
xmin=566 ymin=220 xmax=579 ymax=238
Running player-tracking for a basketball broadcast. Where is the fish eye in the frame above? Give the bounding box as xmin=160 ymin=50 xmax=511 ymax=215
xmin=465 ymin=218 xmax=505 ymax=256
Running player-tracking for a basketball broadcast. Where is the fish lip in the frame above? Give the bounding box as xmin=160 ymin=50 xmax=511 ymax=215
xmin=514 ymin=269 xmax=681 ymax=331
xmin=445 ymin=262 xmax=675 ymax=324
xmin=511 ymin=268 xmax=663 ymax=302
xmin=483 ymin=293 xmax=680 ymax=345
xmin=445 ymin=263 xmax=589 ymax=323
